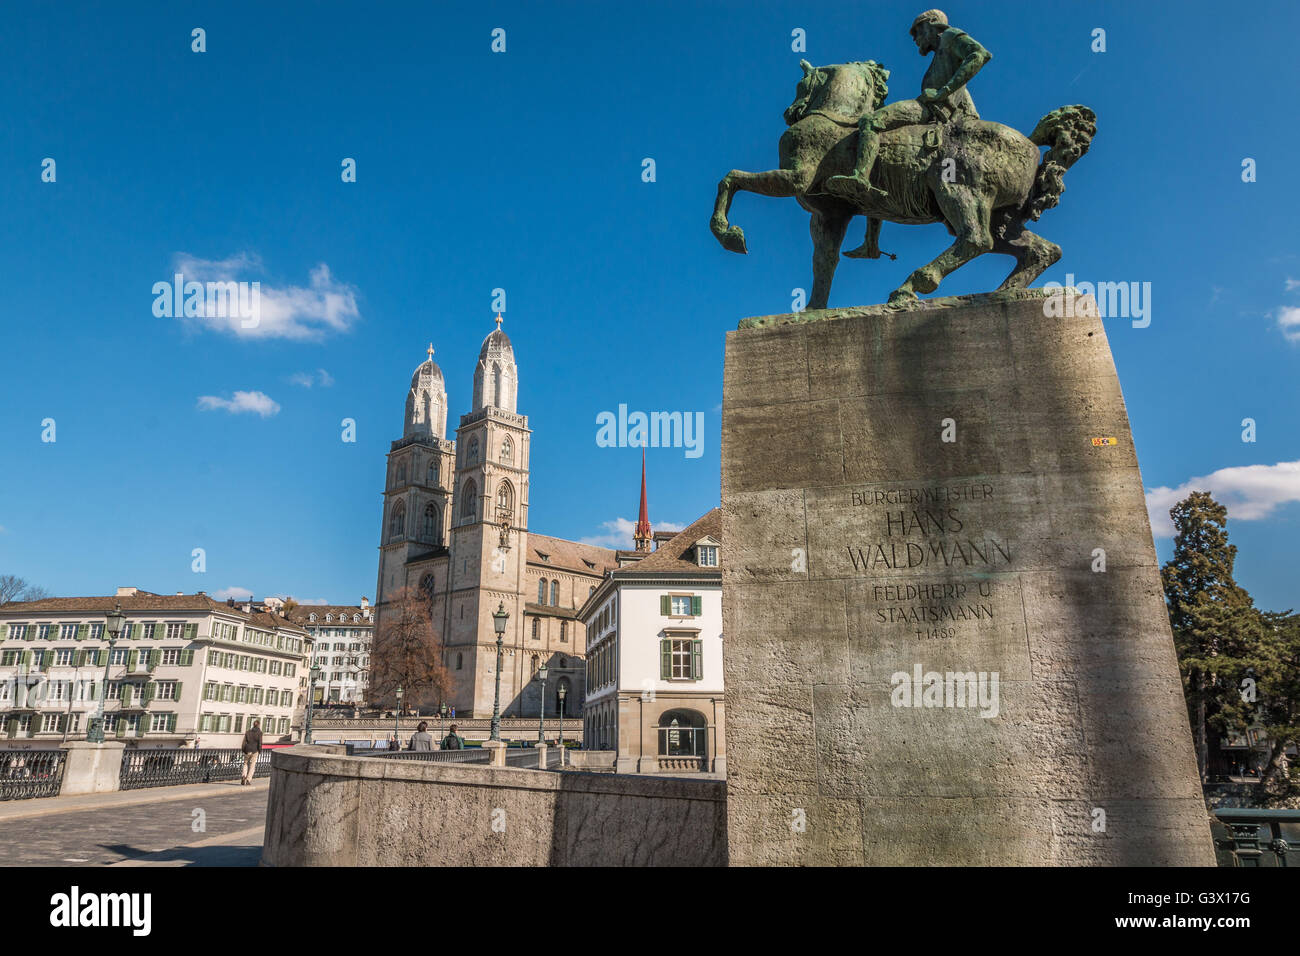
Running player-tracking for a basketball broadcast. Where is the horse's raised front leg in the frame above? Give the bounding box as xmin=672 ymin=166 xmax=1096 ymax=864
xmin=808 ymin=209 xmax=852 ymax=310
xmin=991 ymin=220 xmax=1062 ymax=290
xmin=711 ymin=168 xmax=801 ymax=254
xmin=888 ymin=185 xmax=994 ymax=307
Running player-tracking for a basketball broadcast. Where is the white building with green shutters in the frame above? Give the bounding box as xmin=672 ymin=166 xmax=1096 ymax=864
xmin=0 ymin=587 xmax=307 ymax=750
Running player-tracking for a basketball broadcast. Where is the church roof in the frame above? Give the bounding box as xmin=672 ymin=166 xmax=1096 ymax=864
xmin=478 ymin=327 xmax=514 ymax=360
xmin=625 ymin=508 xmax=723 ymax=573
xmin=410 ymin=357 xmax=445 ymax=388
xmin=526 ymin=533 xmax=617 ymax=576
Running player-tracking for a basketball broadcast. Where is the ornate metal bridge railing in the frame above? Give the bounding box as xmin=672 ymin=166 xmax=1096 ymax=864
xmin=364 ymin=749 xmax=491 ymax=765
xmin=0 ymin=749 xmax=66 ymax=800
xmin=119 ymin=748 xmax=273 ymax=790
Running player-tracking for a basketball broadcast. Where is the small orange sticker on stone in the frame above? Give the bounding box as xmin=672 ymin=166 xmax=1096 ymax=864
xmin=1091 ymin=436 xmax=1119 ymax=447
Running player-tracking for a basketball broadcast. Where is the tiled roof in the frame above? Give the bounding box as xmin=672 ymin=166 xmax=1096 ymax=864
xmin=285 ymin=605 xmax=373 ymax=626
xmin=1 ymin=592 xmax=308 ymax=634
xmin=2 ymin=592 xmax=233 ymax=615
xmin=526 ymin=533 xmax=617 ymax=576
xmin=624 ymin=508 xmax=722 ymax=573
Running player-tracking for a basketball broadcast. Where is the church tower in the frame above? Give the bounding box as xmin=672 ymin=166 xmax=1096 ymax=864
xmin=375 ymin=345 xmax=457 ymax=607
xmin=445 ymin=316 xmax=533 ymax=715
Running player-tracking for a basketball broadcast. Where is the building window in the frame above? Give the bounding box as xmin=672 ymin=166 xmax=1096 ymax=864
xmin=560 ymin=621 xmax=567 ymax=643
xmin=396 ymin=462 xmax=407 ymax=483
xmin=389 ymin=500 xmax=406 ymax=540
xmin=698 ymin=545 xmax=718 ymax=567
xmin=500 ymin=436 xmax=513 ymax=464
xmin=461 ymin=479 xmax=477 ymax=520
xmin=423 ymin=503 xmax=440 ymax=542
xmin=55 ymin=648 xmax=74 ymax=666
xmin=538 ymin=579 xmax=547 ymax=604
xmin=664 ymin=595 xmax=701 ymax=617
xmin=467 ymin=436 xmax=479 ymax=465
xmin=496 ymin=480 xmax=514 ymax=517
xmin=661 ymin=638 xmax=702 ymax=681
xmin=550 ymin=581 xmax=559 ymax=606
xmin=456 ymin=652 xmax=463 ymax=670
xmin=531 ymin=619 xmax=539 ymax=641
xmin=427 ymin=459 xmax=439 ymax=486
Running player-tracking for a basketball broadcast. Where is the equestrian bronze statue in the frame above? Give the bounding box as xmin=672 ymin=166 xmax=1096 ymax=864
xmin=710 ymin=9 xmax=1096 ymax=309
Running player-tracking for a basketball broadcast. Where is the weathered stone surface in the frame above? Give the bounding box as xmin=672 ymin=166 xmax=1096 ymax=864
xmin=261 ymin=746 xmax=726 ymax=867
xmin=721 ymin=291 xmax=1214 ymax=865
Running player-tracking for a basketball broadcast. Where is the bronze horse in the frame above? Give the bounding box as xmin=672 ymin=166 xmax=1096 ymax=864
xmin=711 ymin=59 xmax=1096 ymax=308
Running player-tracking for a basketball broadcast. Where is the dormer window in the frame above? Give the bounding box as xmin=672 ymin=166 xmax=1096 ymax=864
xmin=537 ymin=552 xmax=550 ymax=563
xmin=698 ymin=546 xmax=718 ymax=567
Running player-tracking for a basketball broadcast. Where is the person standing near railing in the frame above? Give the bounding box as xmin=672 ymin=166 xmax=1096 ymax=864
xmin=441 ymin=724 xmax=464 ymax=750
xmin=409 ymin=721 xmax=433 ymax=752
xmin=240 ymin=719 xmax=262 ymax=785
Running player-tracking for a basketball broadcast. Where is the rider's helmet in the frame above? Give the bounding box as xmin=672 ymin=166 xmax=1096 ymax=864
xmin=910 ymin=9 xmax=949 ymax=37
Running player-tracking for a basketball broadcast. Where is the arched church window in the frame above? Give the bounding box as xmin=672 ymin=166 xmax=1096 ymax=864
xmin=389 ymin=501 xmax=406 ymax=540
xmin=456 ymin=652 xmax=463 ymax=670
xmin=420 ymin=573 xmax=436 ymax=601
xmin=427 ymin=459 xmax=439 ymax=486
xmin=532 ymin=619 xmax=539 ymax=640
xmin=500 ymin=436 xmax=513 ymax=465
xmin=551 ymin=580 xmax=559 ymax=606
xmin=531 ymin=654 xmax=539 ymax=675
xmin=496 ymin=480 xmax=514 ymax=516
xmin=423 ymin=503 xmax=440 ymax=542
xmin=560 ymin=621 xmax=567 ymax=643
xmin=538 ymin=579 xmax=547 ymax=604
xmin=460 ymin=480 xmax=477 ymax=520
xmin=467 ymin=436 xmax=479 ymax=465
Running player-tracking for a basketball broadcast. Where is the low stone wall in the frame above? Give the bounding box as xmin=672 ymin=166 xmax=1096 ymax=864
xmin=261 ymin=745 xmax=726 ymax=866
xmin=566 ymin=750 xmax=616 ymax=771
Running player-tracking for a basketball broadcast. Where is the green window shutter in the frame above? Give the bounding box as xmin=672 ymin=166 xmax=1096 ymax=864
xmin=180 ymin=649 xmax=194 ymax=666
xmin=660 ymin=595 xmax=670 ymax=615
xmin=21 ymin=651 xmax=31 ymax=667
xmin=76 ymin=624 xmax=88 ymax=641
xmin=692 ymin=640 xmax=703 ymax=680
xmin=142 ymin=682 xmax=154 ymax=703
xmin=56 ymin=713 xmax=67 ymax=734
xmin=167 ymin=713 xmax=177 ymax=733
xmin=660 ymin=640 xmax=671 ymax=680
xmin=173 ymin=681 xmax=183 ymax=701
xmin=133 ymin=623 xmax=143 ymax=639
xmin=184 ymin=623 xmax=197 ymax=641
xmin=0 ymin=625 xmax=7 ymax=639
xmin=149 ymin=650 xmax=160 ymax=670
xmin=4 ymin=718 xmax=16 ymax=738
xmin=136 ymin=718 xmax=147 ymax=737
xmin=691 ymin=596 xmax=702 ymax=616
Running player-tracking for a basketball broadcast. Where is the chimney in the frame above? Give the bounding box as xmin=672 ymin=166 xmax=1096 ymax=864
xmin=360 ymin=596 xmax=369 ymax=610
xmin=116 ymin=587 xmax=139 ymax=597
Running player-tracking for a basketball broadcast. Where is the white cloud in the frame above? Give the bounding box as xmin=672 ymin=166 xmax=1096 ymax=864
xmin=1285 ymin=277 xmax=1300 ymax=291
xmin=289 ymin=368 xmax=335 ymax=388
xmin=213 ymin=586 xmax=254 ymax=601
xmin=170 ymin=253 xmax=360 ymax=340
xmin=581 ymin=516 xmax=686 ymax=550
xmin=283 ymin=596 xmax=329 ymax=606
xmin=1146 ymin=460 xmax=1300 ymax=538
xmin=197 ymin=390 xmax=281 ymax=418
xmin=1277 ymin=306 xmax=1300 ymax=343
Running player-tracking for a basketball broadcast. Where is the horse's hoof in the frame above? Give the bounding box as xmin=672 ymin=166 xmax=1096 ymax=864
xmin=886 ymin=289 xmax=918 ymax=309
xmin=720 ymin=228 xmax=747 ymax=254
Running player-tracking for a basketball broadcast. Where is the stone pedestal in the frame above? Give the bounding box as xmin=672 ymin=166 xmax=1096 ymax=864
xmin=721 ymin=289 xmax=1215 ymax=866
xmin=536 ymin=743 xmax=548 ymax=769
xmin=59 ymin=741 xmax=126 ymax=795
xmin=482 ymin=740 xmax=508 ymax=767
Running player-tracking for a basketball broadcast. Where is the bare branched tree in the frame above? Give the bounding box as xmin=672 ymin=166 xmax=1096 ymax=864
xmin=369 ymin=587 xmax=450 ymax=712
xmin=0 ymin=576 xmax=51 ymax=608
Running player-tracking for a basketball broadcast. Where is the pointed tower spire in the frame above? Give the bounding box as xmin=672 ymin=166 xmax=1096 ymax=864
xmin=634 ymin=448 xmax=652 ymax=553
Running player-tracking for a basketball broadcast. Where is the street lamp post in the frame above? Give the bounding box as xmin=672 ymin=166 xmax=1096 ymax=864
xmin=535 ymin=663 xmax=549 ymax=743
xmin=87 ymin=603 xmax=126 ymax=744
xmin=394 ymin=686 xmax=403 ymax=749
xmin=303 ymin=662 xmax=321 ymax=744
xmin=557 ymin=683 xmax=567 ymax=764
xmin=490 ymin=602 xmax=509 ymax=742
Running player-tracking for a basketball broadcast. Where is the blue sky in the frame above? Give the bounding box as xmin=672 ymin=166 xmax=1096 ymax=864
xmin=1 ymin=0 xmax=1297 ymax=611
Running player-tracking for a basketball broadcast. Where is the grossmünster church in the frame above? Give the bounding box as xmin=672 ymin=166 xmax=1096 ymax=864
xmin=374 ymin=317 xmax=617 ymax=719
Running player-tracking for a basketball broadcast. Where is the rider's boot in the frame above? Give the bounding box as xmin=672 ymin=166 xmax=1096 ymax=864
xmin=828 ymin=126 xmax=890 ymax=204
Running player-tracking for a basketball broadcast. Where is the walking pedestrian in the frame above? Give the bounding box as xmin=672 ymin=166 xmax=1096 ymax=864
xmin=240 ymin=720 xmax=262 ymax=785
xmin=441 ymin=724 xmax=464 ymax=750
xmin=409 ymin=721 xmax=433 ymax=752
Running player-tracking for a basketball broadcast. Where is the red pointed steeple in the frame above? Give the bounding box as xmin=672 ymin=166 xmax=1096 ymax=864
xmin=634 ymin=448 xmax=652 ymax=553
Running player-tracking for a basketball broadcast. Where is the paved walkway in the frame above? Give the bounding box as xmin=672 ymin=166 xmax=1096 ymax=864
xmin=0 ymin=780 xmax=269 ymax=866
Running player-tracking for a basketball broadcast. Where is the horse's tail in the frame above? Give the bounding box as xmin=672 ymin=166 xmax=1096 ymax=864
xmin=1023 ymin=105 xmax=1097 ymax=222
